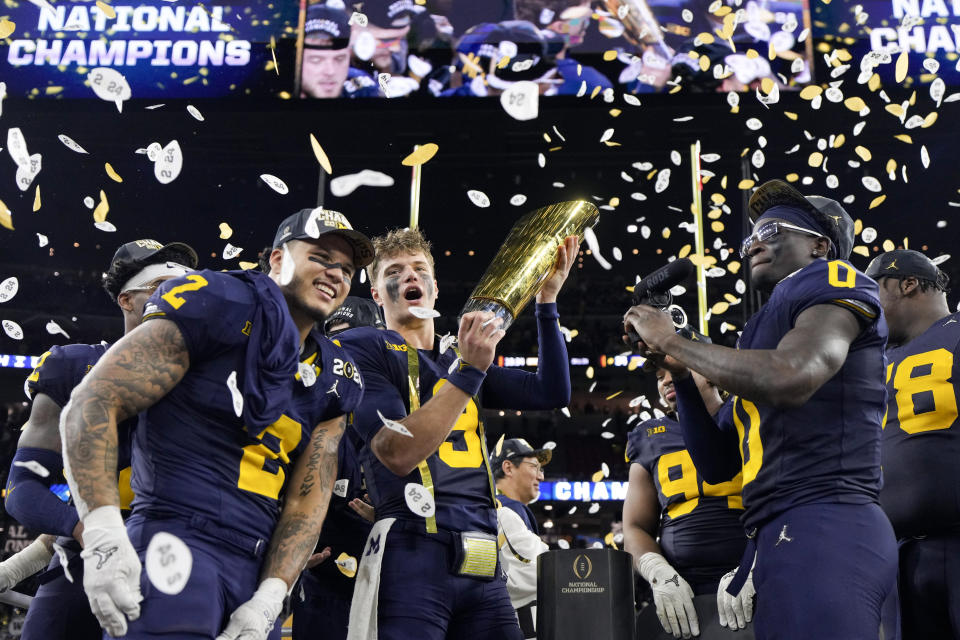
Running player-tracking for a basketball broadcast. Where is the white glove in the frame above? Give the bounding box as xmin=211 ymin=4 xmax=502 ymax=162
xmin=717 ymin=566 xmax=755 ymax=630
xmin=215 ymin=577 xmax=287 ymax=640
xmin=638 ymin=552 xmax=699 ymax=638
xmin=79 ymin=506 xmax=142 ymax=637
xmin=0 ymin=535 xmax=54 ymax=591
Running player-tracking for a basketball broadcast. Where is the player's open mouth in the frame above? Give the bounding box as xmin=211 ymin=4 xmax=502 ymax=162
xmin=314 ymin=282 xmax=336 ymax=298
xmin=404 ymin=286 xmax=423 ymax=303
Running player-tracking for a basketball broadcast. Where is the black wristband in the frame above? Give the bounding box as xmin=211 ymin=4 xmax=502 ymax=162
xmin=446 ymin=364 xmax=486 ymax=397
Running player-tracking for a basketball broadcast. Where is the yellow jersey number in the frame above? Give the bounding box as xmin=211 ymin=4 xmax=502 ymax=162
xmin=883 ymin=348 xmax=958 ymax=434
xmin=657 ymin=450 xmax=743 ymax=519
xmin=161 ymin=274 xmax=209 ymax=310
xmin=732 ymin=397 xmax=764 ymax=487
xmin=433 ymin=379 xmax=483 ymax=468
xmin=237 ymin=415 xmax=303 ymax=499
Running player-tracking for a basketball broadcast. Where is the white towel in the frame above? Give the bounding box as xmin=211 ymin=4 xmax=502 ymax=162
xmin=346 ymin=518 xmax=396 ymax=640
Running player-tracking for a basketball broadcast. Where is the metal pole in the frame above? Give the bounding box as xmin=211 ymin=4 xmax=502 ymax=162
xmin=690 ymin=141 xmax=708 ymax=336
xmin=410 ymin=145 xmax=422 ymax=229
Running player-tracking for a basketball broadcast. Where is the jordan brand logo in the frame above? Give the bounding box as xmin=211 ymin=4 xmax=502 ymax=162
xmin=91 ymin=545 xmax=118 ymax=570
xmin=665 ymin=574 xmax=680 ymax=588
xmin=886 ymin=260 xmax=898 ymax=270
xmin=776 ymin=525 xmax=793 ymax=546
xmin=945 ymin=319 xmax=958 ymax=325
xmin=327 ymin=380 xmax=340 ymax=398
xmin=829 ymin=215 xmax=841 ymax=226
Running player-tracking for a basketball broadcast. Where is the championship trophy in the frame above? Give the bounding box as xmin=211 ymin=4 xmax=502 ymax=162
xmin=460 ymin=200 xmax=599 ymax=331
xmin=604 ymin=0 xmax=674 ymax=62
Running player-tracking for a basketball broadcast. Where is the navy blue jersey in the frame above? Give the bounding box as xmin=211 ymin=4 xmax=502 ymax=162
xmin=26 ymin=343 xmax=108 ymax=407
xmin=134 ymin=271 xmax=362 ymax=542
xmin=879 ymin=311 xmax=960 ymax=539
xmin=342 ymin=68 xmax=380 ymax=97
xmin=303 ymin=423 xmax=371 ymax=596
xmin=719 ymin=259 xmax=887 ymax=529
xmin=339 ymin=315 xmax=568 ymax=536
xmin=627 ymin=416 xmax=745 ymax=584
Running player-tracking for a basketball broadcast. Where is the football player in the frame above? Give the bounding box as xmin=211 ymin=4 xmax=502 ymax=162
xmin=338 ymin=228 xmax=577 ymax=640
xmin=865 ymin=249 xmax=959 ymax=639
xmin=622 ymin=329 xmax=748 ymax=639
xmin=625 ymin=179 xmax=896 ymax=639
xmin=3 ymin=239 xmax=198 ymax=640
xmin=60 ymin=208 xmax=372 ymax=640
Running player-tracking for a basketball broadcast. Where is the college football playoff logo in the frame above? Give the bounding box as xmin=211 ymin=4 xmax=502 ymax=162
xmin=573 ymin=554 xmax=593 ymax=580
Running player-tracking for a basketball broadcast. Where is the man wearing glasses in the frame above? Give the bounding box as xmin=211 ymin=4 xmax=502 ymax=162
xmin=623 ymin=179 xmax=897 ymax=639
xmin=490 ymin=438 xmax=550 ymax=534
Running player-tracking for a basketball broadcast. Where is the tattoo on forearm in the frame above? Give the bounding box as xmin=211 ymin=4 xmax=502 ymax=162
xmin=63 ymin=319 xmax=189 ymax=516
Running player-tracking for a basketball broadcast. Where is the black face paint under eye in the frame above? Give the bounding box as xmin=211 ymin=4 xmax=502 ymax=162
xmin=384 ymin=276 xmax=401 ymax=303
xmin=309 ymin=256 xmax=352 ymax=284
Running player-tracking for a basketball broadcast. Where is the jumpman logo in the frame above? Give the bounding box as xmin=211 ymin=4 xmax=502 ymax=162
xmin=776 ymin=525 xmax=793 ymax=546
xmin=665 ymin=574 xmax=680 ymax=588
xmin=327 ymin=380 xmax=340 ymax=398
xmin=829 ymin=215 xmax=841 ymax=226
xmin=885 ymin=260 xmax=898 ymax=270
xmin=91 ymin=545 xmax=118 ymax=570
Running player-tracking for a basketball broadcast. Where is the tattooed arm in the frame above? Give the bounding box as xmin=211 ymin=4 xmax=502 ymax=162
xmin=259 ymin=414 xmax=346 ymax=588
xmin=61 ymin=318 xmax=189 ymax=518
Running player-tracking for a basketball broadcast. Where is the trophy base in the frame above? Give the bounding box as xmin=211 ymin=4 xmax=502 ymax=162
xmin=460 ymin=298 xmax=516 ymax=332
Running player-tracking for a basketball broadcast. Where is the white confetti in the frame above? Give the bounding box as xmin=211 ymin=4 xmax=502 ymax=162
xmin=557 ymin=539 xmax=570 ymax=549
xmin=641 ymin=225 xmax=651 ymax=239
xmin=931 ymin=254 xmax=950 ymax=266
xmin=921 ymin=145 xmax=930 ymax=168
xmin=408 ymin=306 xmax=440 ymax=319
xmin=601 ymin=431 xmax=615 ymax=439
xmin=12 ymin=459 xmax=51 ymax=478
xmin=582 ymin=227 xmax=612 ymax=270
xmin=853 ymin=121 xmax=867 ymax=136
xmin=7 ymin=128 xmax=30 ymax=167
xmin=260 ymin=174 xmax=289 ymax=195
xmin=83 ymin=196 xmax=95 ymax=209
xmin=537 ymin=153 xmax=545 ymax=168
xmin=600 ymin=128 xmax=615 ymax=143
xmin=727 ymin=92 xmax=740 ymax=108
xmin=500 ymin=81 xmax=539 ymax=121
xmin=923 ymin=58 xmax=940 ymax=73
xmin=349 ymin=11 xmax=368 ymax=26
xmin=222 ymin=244 xmax=243 ymax=260
xmin=936 ymin=220 xmax=946 ymax=228
xmin=601 ymin=462 xmax=610 ymax=478
xmin=145 ymin=104 xmax=165 ymax=110
xmin=298 ymin=362 xmax=317 ymax=387
xmin=509 ymin=194 xmax=527 ymax=206
xmin=612 ymin=247 xmax=622 ymax=261
xmin=378 ymin=410 xmax=413 ymax=437
xmin=0 ymin=277 xmax=18 ymax=303
xmin=52 ymin=542 xmax=73 ymax=583
xmin=542 ymin=441 xmax=557 ymax=450
xmin=655 ymin=169 xmax=671 ymax=193
xmin=623 ymin=94 xmax=641 ymax=107
xmin=2 ymin=320 xmax=23 ymax=340
xmin=467 ymin=189 xmax=490 ymax=208
xmin=154 ymin=140 xmax=183 ymax=184
xmin=329 ymin=169 xmax=394 ymax=197
xmin=861 ymin=176 xmax=882 ymax=192
xmin=224 ymin=371 xmax=245 ymax=417
xmin=682 ymin=8 xmax=693 ymax=21
xmin=826 ymin=175 xmax=839 ymax=189
xmin=94 ymin=221 xmax=117 ymax=232
xmin=58 ymin=134 xmax=88 ymax=154
xmin=861 ymin=227 xmax=877 ymax=243
xmin=670 ymin=150 xmax=681 ymax=166
xmin=45 ymin=320 xmax=69 ymax=339
xmin=404 ymin=482 xmax=435 ymax=518
xmin=447 ymin=357 xmax=460 ymax=375
xmin=930 ymin=78 xmax=945 ymax=107
xmin=87 ymin=67 xmax=131 ymax=104
xmin=186 ymin=105 xmax=204 ymax=122
xmin=16 ymin=154 xmax=41 ymax=192
xmin=560 ymin=407 xmax=571 ymax=418
xmin=589 ymin=503 xmax=600 ymax=514
xmin=145 ymin=532 xmax=192 ymax=596
xmin=631 ymin=192 xmax=647 ymax=201
xmin=751 ymin=149 xmax=765 ymax=169
xmin=37 ymin=233 xmax=48 ymax=247
xmin=146 ymin=142 xmax=162 ymax=162
xmin=439 ymin=333 xmax=456 ymax=355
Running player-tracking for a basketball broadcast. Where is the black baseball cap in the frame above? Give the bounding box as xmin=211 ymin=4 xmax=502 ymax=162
xmin=865 ymin=249 xmax=950 ymax=290
xmin=110 ymin=239 xmax=199 ymax=270
xmin=748 ymin=179 xmax=855 ymax=261
xmin=489 ymin=437 xmax=552 ymax=473
xmin=642 ymin=324 xmax=711 ymax=372
xmin=323 ymin=296 xmax=384 ymax=336
xmin=273 ymin=208 xmax=375 ymax=268
xmin=304 ymin=2 xmax=351 ymax=49
xmin=362 ymin=0 xmax=426 ymax=28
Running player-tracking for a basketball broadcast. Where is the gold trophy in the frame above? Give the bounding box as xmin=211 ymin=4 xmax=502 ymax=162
xmin=461 ymin=201 xmax=599 ymax=331
xmin=604 ymin=0 xmax=674 ymax=61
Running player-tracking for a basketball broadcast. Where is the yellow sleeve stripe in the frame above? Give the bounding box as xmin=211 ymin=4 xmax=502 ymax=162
xmin=831 ymin=298 xmax=877 ymax=320
xmin=142 ymin=311 xmax=167 ymax=321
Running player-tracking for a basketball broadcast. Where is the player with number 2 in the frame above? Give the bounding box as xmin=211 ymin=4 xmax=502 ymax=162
xmin=624 ymin=180 xmax=897 ymax=639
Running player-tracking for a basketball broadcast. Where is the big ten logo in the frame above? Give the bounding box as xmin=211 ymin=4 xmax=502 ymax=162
xmin=572 ymin=554 xmax=593 ymax=580
xmin=332 ymin=358 xmax=362 ymax=386
xmin=647 ymin=425 xmax=666 ymax=436
xmin=3 ymin=524 xmax=33 ymax=554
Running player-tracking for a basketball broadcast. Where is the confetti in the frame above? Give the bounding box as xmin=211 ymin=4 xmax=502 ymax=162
xmin=219 ymin=222 xmax=233 ymax=240
xmin=84 ymin=196 xmax=95 ymax=209
xmin=95 ymin=0 xmax=115 ymax=18
xmin=154 ymin=140 xmax=183 ymax=184
xmin=591 ymin=469 xmax=605 ymax=482
xmin=402 ymin=143 xmax=439 ymax=167
xmin=145 ymin=532 xmax=192 ymax=596
xmin=93 ymin=190 xmax=109 ymax=223
xmin=869 ymin=195 xmax=886 ymax=209
xmin=105 ymin=162 xmax=123 ymax=183
xmin=931 ymin=254 xmax=950 ymax=265
xmin=349 ymin=11 xmax=368 ymax=27
xmin=655 ymin=169 xmax=671 ymax=193
xmin=861 ymin=227 xmax=877 ymax=243
xmin=921 ymin=146 xmax=930 ymax=168
xmin=601 ymin=431 xmax=614 ymax=439
xmin=509 ymin=194 xmax=527 ymax=206
xmin=861 ymin=176 xmax=882 ymax=192
xmin=0 ymin=18 xmax=15 ymax=39
xmin=543 ymin=441 xmax=557 ymax=450
xmin=439 ymin=333 xmax=456 ymax=355
xmin=537 ymin=153 xmax=546 ymax=168
xmin=409 ymin=306 xmax=440 ymax=319
xmin=184 ymin=105 xmax=205 ymax=122
xmin=404 ymin=482 xmax=435 ymax=517
xmin=260 ymin=174 xmax=289 ymax=195
xmin=46 ymin=320 xmax=69 ymax=339
xmin=7 ymin=128 xmax=30 ymax=168
xmin=330 ymin=170 xmax=394 ymax=197
xmin=226 ymin=371 xmax=243 ymax=417
xmin=58 ymin=134 xmax=88 ymax=154
xmin=557 ymin=539 xmax=570 ymax=549
xmin=298 ymin=362 xmax=317 ymax=387
xmin=87 ymin=67 xmax=131 ymax=105
xmin=94 ymin=221 xmax=116 ymax=232
xmin=600 ymin=128 xmax=615 ymax=143
xmin=37 ymin=234 xmax=48 ymax=247
xmin=930 ymin=78 xmax=945 ymax=107
xmin=500 ymin=81 xmax=539 ymax=121
xmin=335 ymin=553 xmax=358 ymax=578
xmin=589 ymin=503 xmax=601 ymax=514
xmin=582 ymin=227 xmax=612 ymax=270
xmin=309 ymin=134 xmax=333 ymax=174
xmin=33 ymin=186 xmax=40 ymax=212
xmin=623 ymin=94 xmax=641 ymax=107
xmin=467 ymin=189 xmax=491 ymax=208
xmin=223 ymin=244 xmax=243 ymax=260
xmin=895 ymin=50 xmax=909 ymax=83
xmin=2 ymin=319 xmax=23 ymax=340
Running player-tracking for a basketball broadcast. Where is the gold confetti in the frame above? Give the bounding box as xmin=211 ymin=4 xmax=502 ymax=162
xmin=844 ymin=97 xmax=866 ymax=112
xmin=728 ymin=261 xmax=741 ymax=274
xmin=699 ymin=55 xmax=710 ymax=72
xmin=833 ymin=134 xmax=846 ymax=148
xmin=33 ymin=186 xmax=40 ymax=212
xmin=104 ymin=162 xmax=123 ymax=183
xmin=854 ymin=146 xmax=872 ymax=161
xmin=922 ymin=112 xmax=938 ymax=128
xmin=760 ymin=78 xmax=774 ymax=94
xmin=711 ymin=220 xmax=725 ymax=232
xmin=711 ymin=301 xmax=730 ymax=314
xmin=909 ymin=91 xmax=917 ymax=106
xmin=799 ymin=86 xmax=823 ymax=100
xmin=0 ymin=18 xmax=15 ymax=39
xmin=402 ymin=143 xmax=439 ymax=167
xmin=895 ymin=50 xmax=909 ymax=83
xmin=586 ymin=366 xmax=595 ymax=379
xmin=609 ymin=108 xmax=621 ymax=117
xmin=602 ymin=50 xmax=618 ymax=61
xmin=710 ymin=193 xmax=726 ymax=205
xmin=662 ymin=227 xmax=671 ymax=239
xmin=784 ymin=111 xmax=798 ymax=120
xmin=894 ymin=134 xmax=913 ymax=143
xmin=698 ymin=32 xmax=715 ymax=44
xmin=707 ymin=209 xmax=722 ymax=219
xmin=882 ymin=239 xmax=895 ymax=251
xmin=786 ymin=173 xmax=799 ymax=182
xmin=334 ymin=552 xmax=357 ymax=578
xmin=869 ymin=195 xmax=887 ymax=210
xmin=93 ymin=190 xmax=109 ymax=223
xmin=238 ymin=261 xmax=258 ymax=270
xmin=309 ymin=134 xmax=333 ymax=174
xmin=0 ymin=200 xmax=12 ymax=230
xmin=885 ymin=104 xmax=904 ymax=117
xmin=852 ymin=246 xmax=870 ymax=257
xmin=688 ymin=253 xmax=718 ymax=268
xmin=738 ymin=179 xmax=756 ymax=189
xmin=808 ymin=151 xmax=824 ymax=168
xmin=219 ymin=222 xmax=233 ymax=240
xmin=627 ymin=358 xmax=641 ymax=372
xmin=591 ymin=470 xmax=605 ymax=482
xmin=609 ymin=197 xmax=620 ymax=207
xmin=885 ymin=159 xmax=897 ymax=174
xmin=95 ymin=1 xmax=116 ymax=19
xmin=854 ymin=219 xmax=863 ymax=234
xmin=678 ymin=244 xmax=692 ymax=258
xmin=724 ymin=293 xmax=738 ymax=303
xmin=494 ymin=434 xmax=505 ymax=456
xmin=604 ymin=532 xmax=617 ymax=548
xmin=606 ymin=390 xmax=623 ymax=400
xmin=868 ymin=74 xmax=881 ymax=91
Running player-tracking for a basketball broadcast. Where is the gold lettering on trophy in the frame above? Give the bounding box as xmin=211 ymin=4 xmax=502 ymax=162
xmin=561 ymin=580 xmax=606 ymax=594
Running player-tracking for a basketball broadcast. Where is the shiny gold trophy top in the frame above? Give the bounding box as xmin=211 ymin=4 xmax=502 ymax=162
xmin=604 ymin=0 xmax=674 ymax=61
xmin=461 ymin=201 xmax=599 ymax=331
